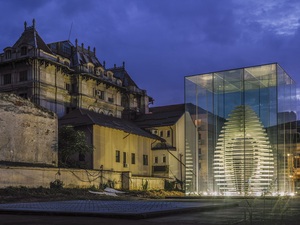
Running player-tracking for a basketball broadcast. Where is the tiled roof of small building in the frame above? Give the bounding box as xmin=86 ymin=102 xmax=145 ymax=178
xmin=59 ymin=108 xmax=163 ymax=141
xmin=134 ymin=104 xmax=186 ymax=128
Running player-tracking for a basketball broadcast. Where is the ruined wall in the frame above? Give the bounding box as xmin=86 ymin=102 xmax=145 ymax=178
xmin=0 ymin=93 xmax=58 ymax=166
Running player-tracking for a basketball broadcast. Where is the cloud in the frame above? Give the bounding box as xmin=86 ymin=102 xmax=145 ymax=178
xmin=1 ymin=0 xmax=300 ymax=107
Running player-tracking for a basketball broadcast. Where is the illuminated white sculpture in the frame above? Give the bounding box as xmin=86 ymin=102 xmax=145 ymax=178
xmin=213 ymin=105 xmax=274 ymax=195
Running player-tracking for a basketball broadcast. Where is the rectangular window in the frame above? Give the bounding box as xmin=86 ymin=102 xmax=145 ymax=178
xmin=123 ymin=152 xmax=127 ymax=167
xmin=167 ymin=130 xmax=171 ymax=137
xmin=5 ymin=50 xmax=11 ymax=59
xmin=108 ymin=97 xmax=114 ymax=103
xmin=159 ymin=131 xmax=163 ymax=137
xmin=21 ymin=46 xmax=27 ymax=56
xmin=143 ymin=154 xmax=148 ymax=166
xmin=3 ymin=74 xmax=11 ymax=85
xmin=19 ymin=71 xmax=28 ymax=82
xmin=116 ymin=150 xmax=120 ymax=163
xmin=131 ymin=153 xmax=135 ymax=164
xmin=95 ymin=90 xmax=105 ymax=100
xmin=154 ymin=157 xmax=158 ymax=164
xmin=163 ymin=156 xmax=166 ymax=163
xmin=123 ymin=152 xmax=127 ymax=164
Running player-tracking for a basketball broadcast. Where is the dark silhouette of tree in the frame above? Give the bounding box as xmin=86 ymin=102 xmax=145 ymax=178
xmin=58 ymin=125 xmax=93 ymax=167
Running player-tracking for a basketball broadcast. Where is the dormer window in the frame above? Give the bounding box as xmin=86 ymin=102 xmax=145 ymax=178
xmin=21 ymin=46 xmax=27 ymax=56
xmin=5 ymin=50 xmax=11 ymax=59
xmin=88 ymin=65 xmax=94 ymax=73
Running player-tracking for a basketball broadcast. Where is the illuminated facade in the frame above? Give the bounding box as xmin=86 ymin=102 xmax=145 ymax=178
xmin=0 ymin=20 xmax=152 ymax=119
xmin=185 ymin=63 xmax=297 ymax=196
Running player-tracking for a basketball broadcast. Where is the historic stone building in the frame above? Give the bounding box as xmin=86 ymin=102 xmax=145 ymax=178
xmin=0 ymin=19 xmax=152 ymax=119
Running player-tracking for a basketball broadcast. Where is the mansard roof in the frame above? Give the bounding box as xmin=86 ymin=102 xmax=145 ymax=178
xmin=47 ymin=40 xmax=103 ymax=68
xmin=12 ymin=19 xmax=53 ymax=54
xmin=59 ymin=108 xmax=163 ymax=141
xmin=108 ymin=64 xmax=138 ymax=88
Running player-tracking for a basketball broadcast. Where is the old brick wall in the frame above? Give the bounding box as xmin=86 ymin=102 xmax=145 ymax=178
xmin=0 ymin=93 xmax=58 ymax=166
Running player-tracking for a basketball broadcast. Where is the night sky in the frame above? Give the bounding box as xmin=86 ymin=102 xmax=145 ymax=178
xmin=1 ymin=0 xmax=300 ymax=109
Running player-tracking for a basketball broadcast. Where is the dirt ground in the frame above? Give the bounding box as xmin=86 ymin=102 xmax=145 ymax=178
xmin=0 ymin=187 xmax=184 ymax=203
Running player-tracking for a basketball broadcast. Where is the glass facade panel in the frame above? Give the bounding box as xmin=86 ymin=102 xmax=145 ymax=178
xmin=185 ymin=63 xmax=297 ymax=196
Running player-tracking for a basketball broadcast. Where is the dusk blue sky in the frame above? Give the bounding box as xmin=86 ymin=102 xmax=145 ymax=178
xmin=1 ymin=0 xmax=300 ymax=108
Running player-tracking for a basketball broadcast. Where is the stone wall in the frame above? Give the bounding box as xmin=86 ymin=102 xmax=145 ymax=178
xmin=0 ymin=166 xmax=165 ymax=190
xmin=0 ymin=93 xmax=58 ymax=166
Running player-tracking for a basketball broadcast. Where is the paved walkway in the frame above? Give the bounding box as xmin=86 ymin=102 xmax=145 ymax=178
xmin=0 ymin=199 xmax=237 ymax=219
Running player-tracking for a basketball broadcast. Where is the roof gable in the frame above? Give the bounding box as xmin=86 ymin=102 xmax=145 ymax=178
xmin=12 ymin=20 xmax=53 ymax=54
xmin=134 ymin=104 xmax=186 ymax=128
xmin=59 ymin=109 xmax=163 ymax=141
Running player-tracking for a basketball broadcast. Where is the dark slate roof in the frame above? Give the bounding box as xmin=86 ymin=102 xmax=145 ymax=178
xmin=73 ymin=45 xmax=102 ymax=67
xmin=108 ymin=66 xmax=138 ymax=87
xmin=47 ymin=41 xmax=102 ymax=68
xmin=59 ymin=108 xmax=163 ymax=141
xmin=12 ymin=25 xmax=53 ymax=54
xmin=134 ymin=104 xmax=186 ymax=128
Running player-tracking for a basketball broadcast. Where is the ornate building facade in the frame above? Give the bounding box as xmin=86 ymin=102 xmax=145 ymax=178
xmin=0 ymin=19 xmax=152 ymax=119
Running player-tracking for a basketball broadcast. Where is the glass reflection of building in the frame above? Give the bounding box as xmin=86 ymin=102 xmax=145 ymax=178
xmin=185 ymin=63 xmax=297 ymax=196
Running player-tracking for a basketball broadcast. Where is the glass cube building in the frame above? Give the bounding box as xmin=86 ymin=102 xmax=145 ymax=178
xmin=185 ymin=63 xmax=297 ymax=196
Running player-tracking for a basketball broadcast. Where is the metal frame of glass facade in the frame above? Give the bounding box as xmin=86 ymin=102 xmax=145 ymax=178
xmin=185 ymin=63 xmax=297 ymax=196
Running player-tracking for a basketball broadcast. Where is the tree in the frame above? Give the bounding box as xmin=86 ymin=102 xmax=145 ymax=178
xmin=58 ymin=125 xmax=94 ymax=167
